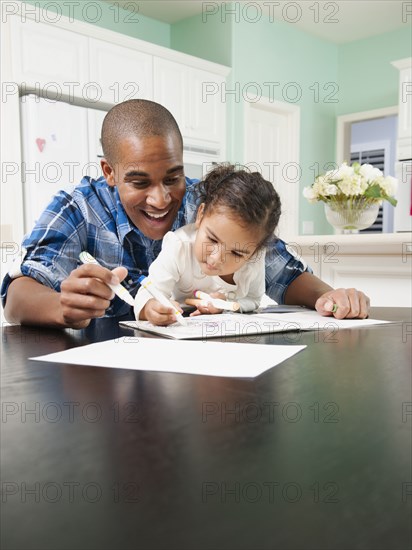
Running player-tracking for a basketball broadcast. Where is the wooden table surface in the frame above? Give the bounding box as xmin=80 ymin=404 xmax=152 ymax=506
xmin=1 ymin=307 xmax=411 ymax=550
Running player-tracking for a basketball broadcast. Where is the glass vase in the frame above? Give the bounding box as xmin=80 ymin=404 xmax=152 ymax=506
xmin=324 ymin=200 xmax=380 ymax=233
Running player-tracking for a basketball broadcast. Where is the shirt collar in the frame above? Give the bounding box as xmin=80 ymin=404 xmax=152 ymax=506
xmin=112 ymin=187 xmax=138 ymax=244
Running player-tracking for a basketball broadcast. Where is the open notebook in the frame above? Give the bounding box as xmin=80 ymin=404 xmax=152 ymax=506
xmin=120 ymin=311 xmax=389 ymax=340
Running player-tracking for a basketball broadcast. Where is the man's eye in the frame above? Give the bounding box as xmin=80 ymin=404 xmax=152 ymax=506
xmin=129 ymin=181 xmax=149 ymax=187
xmin=232 ymin=251 xmax=244 ymax=258
xmin=208 ymin=236 xmax=218 ymax=244
xmin=164 ymin=175 xmax=183 ymax=185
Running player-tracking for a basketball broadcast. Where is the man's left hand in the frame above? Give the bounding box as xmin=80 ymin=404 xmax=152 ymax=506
xmin=315 ymin=288 xmax=370 ymax=319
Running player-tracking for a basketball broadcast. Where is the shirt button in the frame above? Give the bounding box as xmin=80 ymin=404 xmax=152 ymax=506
xmin=227 ymin=291 xmax=236 ymax=300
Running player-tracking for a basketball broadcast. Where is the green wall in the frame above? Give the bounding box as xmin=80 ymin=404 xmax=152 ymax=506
xmin=230 ymin=18 xmax=338 ymax=235
xmin=20 ymin=0 xmax=171 ymax=47
xmin=171 ymin=12 xmax=410 ymax=235
xmin=171 ymin=13 xmax=232 ymax=66
xmin=337 ymin=26 xmax=412 ymax=115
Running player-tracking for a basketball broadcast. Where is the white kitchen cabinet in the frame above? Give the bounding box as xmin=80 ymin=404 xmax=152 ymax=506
xmin=2 ymin=7 xmax=229 ymax=248
xmin=289 ymin=234 xmax=412 ymax=307
xmin=153 ymin=57 xmax=225 ymax=144
xmin=89 ymin=38 xmax=153 ymax=104
xmin=392 ymin=58 xmax=412 ymax=161
xmin=152 ymin=57 xmax=185 ymax=130
xmin=11 ymin=17 xmax=89 ymax=92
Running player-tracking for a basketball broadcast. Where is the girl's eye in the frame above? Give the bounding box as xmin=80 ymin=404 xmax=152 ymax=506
xmin=232 ymin=251 xmax=244 ymax=258
xmin=208 ymin=237 xmax=217 ymax=243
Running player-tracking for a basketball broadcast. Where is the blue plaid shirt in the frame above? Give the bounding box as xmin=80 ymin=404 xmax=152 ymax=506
xmin=1 ymin=176 xmax=311 ymax=316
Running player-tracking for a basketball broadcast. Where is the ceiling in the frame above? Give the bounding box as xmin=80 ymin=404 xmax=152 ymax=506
xmin=101 ymin=0 xmax=409 ymax=43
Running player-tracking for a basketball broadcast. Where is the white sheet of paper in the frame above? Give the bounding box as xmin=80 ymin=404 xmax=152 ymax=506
xmin=120 ymin=312 xmax=390 ymax=340
xmin=257 ymin=310 xmax=391 ymax=329
xmin=30 ymin=338 xmax=306 ymax=378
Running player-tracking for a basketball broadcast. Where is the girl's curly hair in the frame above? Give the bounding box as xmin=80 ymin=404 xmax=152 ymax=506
xmin=196 ymin=163 xmax=281 ymax=248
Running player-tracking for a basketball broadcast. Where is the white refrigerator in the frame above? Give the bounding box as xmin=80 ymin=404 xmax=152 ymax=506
xmin=20 ymin=95 xmax=107 ymax=233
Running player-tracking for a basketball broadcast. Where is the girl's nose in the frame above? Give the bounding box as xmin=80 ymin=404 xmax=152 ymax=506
xmin=209 ymin=244 xmax=224 ymax=265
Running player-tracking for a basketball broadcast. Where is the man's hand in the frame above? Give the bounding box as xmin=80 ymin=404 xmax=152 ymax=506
xmin=315 ymin=288 xmax=370 ymax=319
xmin=140 ymin=298 xmax=183 ymax=326
xmin=59 ymin=264 xmax=128 ymax=328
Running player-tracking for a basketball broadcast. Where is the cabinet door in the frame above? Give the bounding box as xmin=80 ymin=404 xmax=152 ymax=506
xmin=188 ymin=67 xmax=225 ymax=143
xmin=89 ymin=38 xmax=152 ymax=104
xmin=11 ymin=17 xmax=89 ymax=92
xmin=154 ymin=57 xmax=225 ymax=143
xmin=153 ymin=57 xmax=186 ymax=132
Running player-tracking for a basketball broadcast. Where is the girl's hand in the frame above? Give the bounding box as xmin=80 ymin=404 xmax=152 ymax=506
xmin=189 ymin=292 xmax=226 ymax=317
xmin=141 ymin=298 xmax=183 ymax=326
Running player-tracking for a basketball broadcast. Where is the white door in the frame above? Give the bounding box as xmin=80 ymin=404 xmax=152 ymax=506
xmin=244 ymin=99 xmax=300 ymax=240
xmin=20 ymin=96 xmax=90 ymax=233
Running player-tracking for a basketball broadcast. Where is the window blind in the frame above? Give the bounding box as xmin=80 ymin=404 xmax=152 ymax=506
xmin=350 ymin=149 xmax=385 ymax=233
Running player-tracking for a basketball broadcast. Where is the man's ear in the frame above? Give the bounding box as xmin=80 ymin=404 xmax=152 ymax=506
xmin=100 ymin=158 xmax=115 ymax=187
xmin=195 ymin=203 xmax=205 ymax=228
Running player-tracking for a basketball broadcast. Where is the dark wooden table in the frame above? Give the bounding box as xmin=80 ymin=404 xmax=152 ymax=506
xmin=1 ymin=308 xmax=411 ymax=550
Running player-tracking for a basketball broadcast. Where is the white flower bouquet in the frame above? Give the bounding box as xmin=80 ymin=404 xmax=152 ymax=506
xmin=303 ymin=162 xmax=398 ymax=207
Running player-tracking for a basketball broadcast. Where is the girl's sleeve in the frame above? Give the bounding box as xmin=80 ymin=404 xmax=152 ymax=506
xmin=237 ymin=250 xmax=266 ymax=313
xmin=134 ymin=231 xmax=186 ymax=320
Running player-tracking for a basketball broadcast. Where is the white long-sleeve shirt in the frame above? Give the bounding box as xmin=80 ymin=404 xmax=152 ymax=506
xmin=134 ymin=223 xmax=266 ymax=319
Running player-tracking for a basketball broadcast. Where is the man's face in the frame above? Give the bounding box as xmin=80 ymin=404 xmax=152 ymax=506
xmin=102 ymin=134 xmax=186 ymax=240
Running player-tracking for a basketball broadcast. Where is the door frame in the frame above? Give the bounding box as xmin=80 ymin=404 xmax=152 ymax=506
xmin=243 ymin=96 xmax=300 ymax=238
xmin=336 ymin=105 xmax=398 ymax=165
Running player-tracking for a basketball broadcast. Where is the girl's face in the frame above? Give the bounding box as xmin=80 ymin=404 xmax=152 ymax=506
xmin=194 ymin=204 xmax=264 ymax=279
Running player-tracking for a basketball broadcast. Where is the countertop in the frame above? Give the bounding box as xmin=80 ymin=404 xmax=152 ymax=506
xmin=287 ymin=232 xmax=412 ymax=254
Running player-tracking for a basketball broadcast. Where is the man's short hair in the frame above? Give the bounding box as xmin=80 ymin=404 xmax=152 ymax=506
xmin=101 ymin=99 xmax=183 ymax=164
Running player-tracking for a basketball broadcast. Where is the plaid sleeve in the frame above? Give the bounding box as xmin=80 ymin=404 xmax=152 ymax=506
xmin=264 ymin=238 xmax=313 ymax=304
xmin=1 ymin=190 xmax=87 ymax=307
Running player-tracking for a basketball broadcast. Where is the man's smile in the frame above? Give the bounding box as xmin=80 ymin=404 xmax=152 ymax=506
xmin=141 ymin=209 xmax=170 ymax=220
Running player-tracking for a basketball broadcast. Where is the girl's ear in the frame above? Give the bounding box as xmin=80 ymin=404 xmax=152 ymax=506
xmin=195 ymin=203 xmax=205 ymax=228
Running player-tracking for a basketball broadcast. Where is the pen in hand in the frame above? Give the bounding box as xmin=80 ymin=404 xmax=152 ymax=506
xmin=138 ymin=275 xmax=187 ymax=326
xmin=187 ymin=290 xmax=240 ymax=312
xmin=79 ymin=252 xmax=135 ymax=307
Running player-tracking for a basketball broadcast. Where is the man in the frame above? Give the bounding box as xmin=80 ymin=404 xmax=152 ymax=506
xmin=2 ymin=100 xmax=369 ymax=328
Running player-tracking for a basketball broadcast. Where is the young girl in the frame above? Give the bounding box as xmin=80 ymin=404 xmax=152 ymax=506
xmin=134 ymin=164 xmax=281 ymax=326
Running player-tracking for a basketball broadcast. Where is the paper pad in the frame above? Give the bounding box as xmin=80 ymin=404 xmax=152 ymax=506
xmin=30 ymin=338 xmax=306 ymax=378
